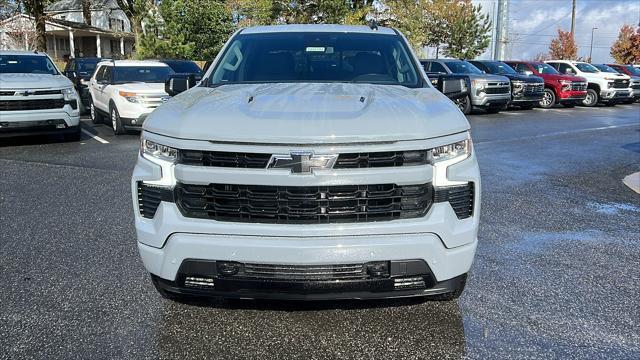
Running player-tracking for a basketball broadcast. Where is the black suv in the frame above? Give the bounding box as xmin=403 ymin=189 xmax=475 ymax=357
xmin=469 ymin=60 xmax=545 ymax=110
xmin=158 ymin=60 xmax=203 ymax=81
xmin=63 ymin=57 xmax=103 ymax=109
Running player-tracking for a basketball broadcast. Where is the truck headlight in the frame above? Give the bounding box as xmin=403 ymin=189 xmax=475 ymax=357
xmin=61 ymin=87 xmax=78 ymax=100
xmin=141 ymin=138 xmax=178 ymax=162
xmin=430 ymin=138 xmax=471 ymax=163
xmin=471 ymin=79 xmax=485 ymax=89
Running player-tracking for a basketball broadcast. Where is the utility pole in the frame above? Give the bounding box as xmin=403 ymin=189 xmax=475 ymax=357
xmin=571 ymin=0 xmax=576 ymax=35
xmin=493 ymin=0 xmax=509 ymax=60
xmin=589 ymin=27 xmax=598 ymax=62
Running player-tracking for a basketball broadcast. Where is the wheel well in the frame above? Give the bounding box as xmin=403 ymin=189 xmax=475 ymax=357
xmin=544 ymin=86 xmax=557 ymax=97
xmin=587 ymin=83 xmax=600 ymax=92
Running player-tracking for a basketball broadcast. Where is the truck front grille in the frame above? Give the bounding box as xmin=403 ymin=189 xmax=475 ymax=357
xmin=178 ymin=150 xmax=429 ymax=168
xmin=484 ymin=86 xmax=510 ymax=94
xmin=0 ymin=99 xmax=65 ymax=111
xmin=612 ymin=79 xmax=630 ymax=89
xmin=571 ymin=82 xmax=587 ymax=91
xmin=433 ymin=183 xmax=474 ymax=219
xmin=175 ymin=183 xmax=433 ymax=224
xmin=241 ymin=263 xmax=367 ymax=280
xmin=523 ymin=83 xmax=544 ymax=94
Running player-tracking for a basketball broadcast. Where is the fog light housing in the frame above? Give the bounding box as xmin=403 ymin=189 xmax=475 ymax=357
xmin=217 ymin=262 xmax=240 ymax=276
xmin=366 ymin=262 xmax=389 ymax=278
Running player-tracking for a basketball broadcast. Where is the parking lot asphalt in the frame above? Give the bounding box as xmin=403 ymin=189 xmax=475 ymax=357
xmin=1 ymin=104 xmax=639 ymax=359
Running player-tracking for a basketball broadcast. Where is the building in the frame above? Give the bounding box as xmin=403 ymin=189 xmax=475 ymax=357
xmin=0 ymin=0 xmax=135 ymax=59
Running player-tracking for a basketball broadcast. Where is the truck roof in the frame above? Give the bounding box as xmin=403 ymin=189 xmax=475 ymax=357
xmin=240 ymin=24 xmax=397 ymax=35
xmin=0 ymin=50 xmax=48 ymax=56
xmin=96 ymin=59 xmax=169 ymax=67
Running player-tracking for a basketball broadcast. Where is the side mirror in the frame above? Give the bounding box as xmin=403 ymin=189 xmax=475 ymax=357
xmin=437 ymin=75 xmax=470 ymax=100
xmin=565 ymin=68 xmax=574 ymax=75
xmin=165 ymin=74 xmax=196 ymax=97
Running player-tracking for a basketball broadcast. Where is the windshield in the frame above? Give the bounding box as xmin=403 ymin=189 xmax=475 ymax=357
xmin=0 ymin=55 xmax=58 ymax=75
xmin=112 ymin=66 xmax=174 ymax=84
xmin=165 ymin=61 xmax=202 ymax=74
xmin=482 ymin=61 xmax=517 ymax=75
xmin=622 ymin=65 xmax=640 ymax=76
xmin=593 ymin=64 xmax=619 ymax=73
xmin=575 ymin=63 xmax=599 ymax=73
xmin=443 ymin=61 xmax=483 ymax=75
xmin=533 ymin=63 xmax=559 ymax=75
xmin=209 ymin=32 xmax=420 ymax=87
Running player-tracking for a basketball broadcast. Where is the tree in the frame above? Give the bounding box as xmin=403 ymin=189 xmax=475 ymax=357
xmin=82 ymin=0 xmax=92 ymax=25
xmin=138 ymin=0 xmax=235 ymax=60
xmin=610 ymin=24 xmax=640 ymax=64
xmin=115 ymin=0 xmax=151 ymax=44
xmin=22 ymin=0 xmax=51 ymax=51
xmin=548 ymin=28 xmax=578 ymax=60
xmin=384 ymin=0 xmax=491 ymax=58
xmin=442 ymin=0 xmax=491 ymax=58
xmin=0 ymin=0 xmax=21 ymax=21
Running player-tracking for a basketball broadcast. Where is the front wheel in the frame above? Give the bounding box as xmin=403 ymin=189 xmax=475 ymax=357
xmin=539 ymin=89 xmax=556 ymax=109
xmin=90 ymin=99 xmax=103 ymax=124
xmin=582 ymin=89 xmax=599 ymax=107
xmin=455 ymin=95 xmax=472 ymax=115
xmin=110 ymin=104 xmax=126 ymax=135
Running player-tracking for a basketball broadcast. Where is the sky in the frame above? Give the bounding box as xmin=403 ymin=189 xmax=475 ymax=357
xmin=471 ymin=0 xmax=640 ymax=63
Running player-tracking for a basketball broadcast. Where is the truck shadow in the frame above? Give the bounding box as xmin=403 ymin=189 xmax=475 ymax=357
xmin=155 ymin=297 xmax=467 ymax=358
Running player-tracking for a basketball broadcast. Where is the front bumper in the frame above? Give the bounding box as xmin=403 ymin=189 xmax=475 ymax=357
xmin=132 ymin=133 xmax=481 ymax=299
xmin=511 ymin=92 xmax=544 ymax=104
xmin=121 ymin=113 xmax=149 ymax=129
xmin=471 ymin=92 xmax=510 ymax=107
xmin=558 ymin=90 xmax=587 ymax=101
xmin=0 ymin=107 xmax=80 ymax=137
xmin=600 ymin=89 xmax=631 ymax=102
xmin=151 ymin=265 xmax=469 ymax=301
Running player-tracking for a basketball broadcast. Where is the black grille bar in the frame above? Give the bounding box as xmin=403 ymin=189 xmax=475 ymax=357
xmin=0 ymin=99 xmax=65 ymax=111
xmin=178 ymin=150 xmax=429 ymax=168
xmin=175 ymin=183 xmax=433 ymax=224
xmin=434 ymin=183 xmax=474 ymax=219
xmin=137 ymin=183 xmax=174 ymax=219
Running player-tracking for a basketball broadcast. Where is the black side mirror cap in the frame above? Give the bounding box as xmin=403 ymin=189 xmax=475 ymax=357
xmin=437 ymin=75 xmax=470 ymax=100
xmin=165 ymin=74 xmax=196 ymax=97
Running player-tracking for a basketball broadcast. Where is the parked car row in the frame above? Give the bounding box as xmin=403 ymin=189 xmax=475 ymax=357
xmin=422 ymin=58 xmax=639 ymax=114
xmin=1 ymin=48 xmax=638 ymax=141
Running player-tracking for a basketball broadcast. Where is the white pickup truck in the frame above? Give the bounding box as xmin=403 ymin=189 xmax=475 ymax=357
xmin=132 ymin=25 xmax=480 ymax=301
xmin=0 ymin=51 xmax=81 ymax=140
xmin=545 ymin=60 xmax=631 ymax=106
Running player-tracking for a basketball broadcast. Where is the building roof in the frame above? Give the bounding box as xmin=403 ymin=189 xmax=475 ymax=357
xmin=46 ymin=0 xmax=120 ymax=12
xmin=240 ymin=24 xmax=397 ymax=35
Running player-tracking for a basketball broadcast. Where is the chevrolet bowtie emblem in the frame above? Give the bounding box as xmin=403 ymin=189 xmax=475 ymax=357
xmin=267 ymin=152 xmax=338 ymax=174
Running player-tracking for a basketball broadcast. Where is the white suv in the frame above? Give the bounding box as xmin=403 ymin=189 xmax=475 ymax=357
xmin=132 ymin=25 xmax=480 ymax=302
xmin=545 ymin=60 xmax=631 ymax=106
xmin=0 ymin=51 xmax=80 ymax=140
xmin=89 ymin=60 xmax=172 ymax=134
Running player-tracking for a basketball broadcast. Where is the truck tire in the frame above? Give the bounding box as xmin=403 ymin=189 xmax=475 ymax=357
xmin=110 ymin=103 xmax=126 ymax=135
xmin=90 ymin=99 xmax=103 ymax=124
xmin=539 ymin=88 xmax=556 ymax=109
xmin=455 ymin=95 xmax=472 ymax=115
xmin=582 ymin=89 xmax=599 ymax=107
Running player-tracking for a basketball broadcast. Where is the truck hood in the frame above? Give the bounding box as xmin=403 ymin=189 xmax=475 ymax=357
xmin=539 ymin=73 xmax=586 ymax=82
xmin=501 ymin=73 xmax=544 ymax=83
xmin=466 ymin=74 xmax=510 ymax=83
xmin=0 ymin=73 xmax=73 ymax=90
xmin=114 ymin=82 xmax=167 ymax=95
xmin=144 ymin=83 xmax=469 ymax=144
xmin=581 ymin=71 xmax=630 ymax=80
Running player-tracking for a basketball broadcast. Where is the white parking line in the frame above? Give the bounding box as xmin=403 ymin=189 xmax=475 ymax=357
xmin=81 ymin=128 xmax=109 ymax=144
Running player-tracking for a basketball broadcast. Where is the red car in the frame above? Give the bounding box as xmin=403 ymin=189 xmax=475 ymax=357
xmin=505 ymin=61 xmax=588 ymax=108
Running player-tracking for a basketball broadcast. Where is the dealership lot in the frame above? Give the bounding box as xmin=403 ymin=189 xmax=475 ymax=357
xmin=1 ymin=104 xmax=639 ymax=359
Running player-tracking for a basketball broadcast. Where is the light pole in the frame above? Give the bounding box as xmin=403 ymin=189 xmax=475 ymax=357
xmin=589 ymin=27 xmax=598 ymax=62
